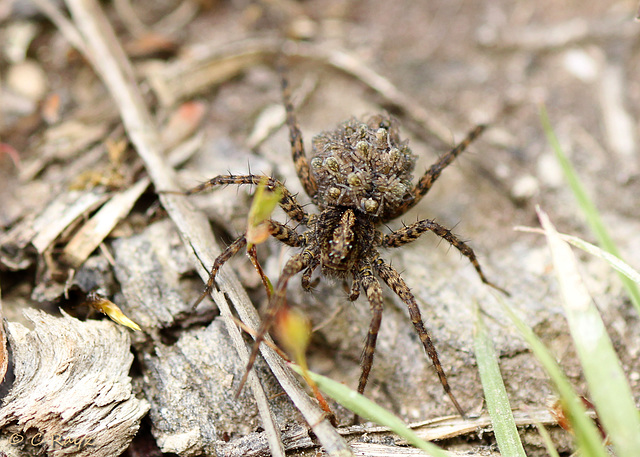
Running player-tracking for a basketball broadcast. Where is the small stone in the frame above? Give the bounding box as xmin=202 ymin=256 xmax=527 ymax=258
xmin=511 ymin=174 xmax=539 ymax=200
xmin=6 ymin=59 xmax=48 ymax=101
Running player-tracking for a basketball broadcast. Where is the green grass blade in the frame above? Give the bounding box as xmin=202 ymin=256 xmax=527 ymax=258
xmin=539 ymin=105 xmax=640 ymax=314
xmin=473 ymin=305 xmax=526 ymax=457
xmin=498 ymin=299 xmax=610 ymax=457
xmin=516 ymin=226 xmax=640 ymax=286
xmin=538 ymin=207 xmax=640 ymax=457
xmin=532 ymin=421 xmax=561 ymax=457
xmin=288 ymin=364 xmax=450 ymax=457
xmin=556 ymin=233 xmax=640 ymax=285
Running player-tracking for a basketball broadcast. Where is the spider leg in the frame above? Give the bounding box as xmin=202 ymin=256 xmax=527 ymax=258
xmin=349 ymin=276 xmax=361 ymax=301
xmin=236 ymin=248 xmax=317 ymax=396
xmin=281 ymin=74 xmax=319 ymax=200
xmin=301 ymin=256 xmax=320 ymax=291
xmin=184 ymin=174 xmax=311 ymax=223
xmin=383 ymin=219 xmax=508 ymax=294
xmin=355 ymin=264 xmax=384 ymax=396
xmin=374 ymin=258 xmax=466 ymax=417
xmin=192 ymin=220 xmax=305 ymax=310
xmin=382 ymin=125 xmax=486 ymax=222
xmin=269 ymin=220 xmax=306 ymax=247
xmin=192 ymin=234 xmax=247 ymax=310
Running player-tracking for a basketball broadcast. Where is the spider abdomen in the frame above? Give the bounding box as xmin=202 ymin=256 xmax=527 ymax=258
xmin=310 ymin=115 xmax=417 ymax=217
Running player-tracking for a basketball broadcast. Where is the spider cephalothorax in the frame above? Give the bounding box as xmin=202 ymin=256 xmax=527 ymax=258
xmin=184 ymin=74 xmax=506 ymax=417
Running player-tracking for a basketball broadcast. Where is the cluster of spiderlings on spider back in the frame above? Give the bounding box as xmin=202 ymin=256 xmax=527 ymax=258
xmin=309 ymin=114 xmax=417 ymax=217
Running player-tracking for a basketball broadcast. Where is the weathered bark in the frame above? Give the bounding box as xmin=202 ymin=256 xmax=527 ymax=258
xmin=0 ymin=310 xmax=148 ymax=457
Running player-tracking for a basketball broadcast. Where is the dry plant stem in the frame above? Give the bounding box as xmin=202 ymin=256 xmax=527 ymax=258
xmin=145 ymin=36 xmax=458 ymax=144
xmin=232 ymin=315 xmax=337 ymax=423
xmin=60 ymin=177 xmax=150 ymax=268
xmin=53 ymin=0 xmax=351 ymax=455
xmin=59 ymin=0 xmax=288 ymax=452
xmin=338 ymin=408 xmax=562 ymax=443
xmin=288 ymin=43 xmax=454 ymax=143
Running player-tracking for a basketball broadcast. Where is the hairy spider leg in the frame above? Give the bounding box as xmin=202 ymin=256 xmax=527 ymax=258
xmin=383 ymin=219 xmax=508 ymax=294
xmin=184 ymin=174 xmax=311 ymax=223
xmin=235 ymin=248 xmax=318 ymax=397
xmin=348 ymin=276 xmax=361 ymax=302
xmin=355 ymin=264 xmax=384 ymax=397
xmin=300 ymin=254 xmax=321 ymax=291
xmin=382 ymin=125 xmax=486 ymax=222
xmin=374 ymin=258 xmax=466 ymax=417
xmin=191 ymin=220 xmax=305 ymax=310
xmin=281 ymin=75 xmax=318 ymax=200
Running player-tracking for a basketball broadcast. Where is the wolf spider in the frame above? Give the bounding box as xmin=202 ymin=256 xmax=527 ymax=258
xmin=184 ymin=75 xmax=506 ymax=417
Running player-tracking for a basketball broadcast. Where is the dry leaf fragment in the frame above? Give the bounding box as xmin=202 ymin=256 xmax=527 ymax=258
xmin=85 ymin=290 xmax=141 ymax=331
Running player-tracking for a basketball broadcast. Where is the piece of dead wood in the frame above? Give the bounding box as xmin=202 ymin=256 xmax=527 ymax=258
xmin=0 ymin=189 xmax=109 ymax=269
xmin=337 ymin=408 xmax=559 ymax=444
xmin=246 ymin=74 xmax=318 ymax=151
xmin=19 ymin=120 xmax=110 ymax=181
xmin=60 ymin=177 xmax=150 ymax=268
xmin=0 ymin=309 xmax=148 ymax=457
xmin=350 ymin=442 xmax=502 ymax=457
xmin=110 ymin=218 xmax=314 ymax=456
xmin=143 ymin=36 xmax=481 ymax=146
xmin=144 ymin=38 xmax=277 ymax=108
xmin=476 ymin=14 xmax=636 ymax=51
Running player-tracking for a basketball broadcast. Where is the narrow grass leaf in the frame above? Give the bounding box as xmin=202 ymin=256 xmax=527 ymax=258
xmin=532 ymin=421 xmax=562 ymax=457
xmin=498 ymin=298 xmax=609 ymax=457
xmin=473 ymin=305 xmax=526 ymax=457
xmin=288 ymin=364 xmax=449 ymax=457
xmin=557 ymin=233 xmax=640 ymax=285
xmin=515 ymin=226 xmax=640 ymax=286
xmin=538 ymin=207 xmax=640 ymax=457
xmin=539 ymin=105 xmax=640 ymax=314
xmin=474 ymin=306 xmax=526 ymax=457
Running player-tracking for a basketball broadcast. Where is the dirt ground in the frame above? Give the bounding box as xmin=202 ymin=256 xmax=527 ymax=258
xmin=1 ymin=0 xmax=639 ymax=456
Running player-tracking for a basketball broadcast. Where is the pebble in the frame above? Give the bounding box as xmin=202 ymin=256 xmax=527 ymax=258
xmin=6 ymin=59 xmax=48 ymax=101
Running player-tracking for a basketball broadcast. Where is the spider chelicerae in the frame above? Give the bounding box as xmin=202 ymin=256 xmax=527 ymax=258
xmin=183 ymin=74 xmax=506 ymax=417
